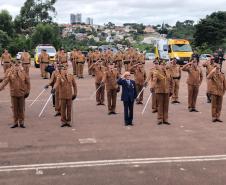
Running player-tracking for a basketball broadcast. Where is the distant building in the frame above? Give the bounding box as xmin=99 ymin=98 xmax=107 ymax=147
xmin=86 ymin=17 xmax=93 ymax=25
xmin=70 ymin=13 xmax=82 ymax=24
xmin=70 ymin=14 xmax=76 ymax=24
xmin=75 ymin=13 xmax=82 ymax=24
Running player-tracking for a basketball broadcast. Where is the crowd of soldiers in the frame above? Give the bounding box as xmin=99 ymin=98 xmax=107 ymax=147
xmin=0 ymin=47 xmax=225 ymax=128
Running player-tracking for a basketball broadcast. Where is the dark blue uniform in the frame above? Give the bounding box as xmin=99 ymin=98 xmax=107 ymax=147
xmin=117 ymin=78 xmax=137 ymax=126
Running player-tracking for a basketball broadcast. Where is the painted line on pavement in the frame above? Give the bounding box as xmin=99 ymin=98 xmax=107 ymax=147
xmin=0 ymin=154 xmax=226 ymax=172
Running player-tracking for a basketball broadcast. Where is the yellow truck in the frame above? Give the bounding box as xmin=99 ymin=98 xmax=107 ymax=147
xmin=155 ymin=39 xmax=193 ymax=65
xmin=34 ymin=44 xmax=56 ymax=68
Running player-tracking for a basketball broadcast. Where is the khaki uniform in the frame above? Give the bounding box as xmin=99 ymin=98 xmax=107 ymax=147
xmin=103 ymin=68 xmax=119 ymax=113
xmin=207 ymin=71 xmax=226 ymax=119
xmin=151 ymin=68 xmax=173 ymax=122
xmin=203 ymin=62 xmax=215 ymax=102
xmin=90 ymin=64 xmax=106 ymax=104
xmin=58 ymin=52 xmax=68 ymax=67
xmin=49 ymin=70 xmax=61 ymax=113
xmin=132 ymin=66 xmax=146 ymax=103
xmin=54 ymin=71 xmax=77 ymax=124
xmin=92 ymin=52 xmax=101 ymax=75
xmin=87 ymin=52 xmax=93 ymax=75
xmin=70 ymin=51 xmax=78 ymax=75
xmin=182 ymin=65 xmax=203 ymax=109
xmin=39 ymin=52 xmax=50 ymax=78
xmin=123 ymin=53 xmax=132 ymax=71
xmin=138 ymin=54 xmax=146 ymax=65
xmin=147 ymin=68 xmax=158 ymax=112
xmin=21 ymin=52 xmax=31 ymax=75
xmin=113 ymin=52 xmax=123 ymax=74
xmin=1 ymin=53 xmax=12 ymax=73
xmin=169 ymin=64 xmax=181 ymax=102
xmin=0 ymin=67 xmax=30 ymax=124
xmin=76 ymin=53 xmax=86 ymax=78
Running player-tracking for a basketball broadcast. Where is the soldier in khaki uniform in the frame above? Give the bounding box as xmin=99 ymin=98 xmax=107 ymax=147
xmin=70 ymin=49 xmax=78 ymax=75
xmin=130 ymin=63 xmax=147 ymax=104
xmin=0 ymin=59 xmax=30 ymax=128
xmin=58 ymin=48 xmax=68 ymax=67
xmin=76 ymin=51 xmax=86 ymax=79
xmin=53 ymin=67 xmax=77 ymax=127
xmin=147 ymin=60 xmax=159 ymax=113
xmin=123 ymin=51 xmax=132 ymax=71
xmin=113 ymin=51 xmax=123 ymax=74
xmin=38 ymin=49 xmax=50 ymax=79
xmin=45 ymin=64 xmax=64 ymax=116
xmin=150 ymin=61 xmax=173 ymax=125
xmin=89 ymin=61 xmax=106 ymax=105
xmin=169 ymin=58 xmax=181 ymax=103
xmin=87 ymin=51 xmax=93 ymax=75
xmin=182 ymin=60 xmax=203 ymax=112
xmin=1 ymin=49 xmax=12 ymax=73
xmin=21 ymin=50 xmax=31 ymax=75
xmin=203 ymin=58 xmax=216 ymax=103
xmin=102 ymin=64 xmax=120 ymax=115
xmin=207 ymin=64 xmax=226 ymax=122
xmin=92 ymin=50 xmax=101 ymax=75
xmin=138 ymin=52 xmax=146 ymax=65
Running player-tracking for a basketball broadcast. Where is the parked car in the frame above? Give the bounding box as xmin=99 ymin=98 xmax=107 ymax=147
xmin=16 ymin=52 xmax=23 ymax=60
xmin=200 ymin=54 xmax=212 ymax=60
xmin=145 ymin=53 xmax=155 ymax=60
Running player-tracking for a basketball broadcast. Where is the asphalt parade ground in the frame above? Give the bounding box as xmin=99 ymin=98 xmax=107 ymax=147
xmin=0 ymin=61 xmax=226 ymax=185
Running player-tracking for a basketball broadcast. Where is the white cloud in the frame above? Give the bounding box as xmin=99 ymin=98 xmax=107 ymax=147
xmin=0 ymin=0 xmax=225 ymax=25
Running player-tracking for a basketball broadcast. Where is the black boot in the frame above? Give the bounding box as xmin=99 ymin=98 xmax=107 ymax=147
xmin=11 ymin=124 xmax=18 ymax=128
xmin=207 ymin=93 xmax=211 ymax=103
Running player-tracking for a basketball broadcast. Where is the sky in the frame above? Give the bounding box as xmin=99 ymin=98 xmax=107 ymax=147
xmin=0 ymin=0 xmax=225 ymax=26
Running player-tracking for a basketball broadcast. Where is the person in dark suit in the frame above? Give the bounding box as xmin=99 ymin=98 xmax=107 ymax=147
xmin=117 ymin=71 xmax=137 ymax=126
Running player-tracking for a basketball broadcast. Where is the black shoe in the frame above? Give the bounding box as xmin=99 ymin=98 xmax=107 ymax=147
xmin=61 ymin=123 xmax=67 ymax=127
xmin=171 ymin=101 xmax=176 ymax=104
xmin=175 ymin=101 xmax=180 ymax=104
xmin=216 ymin=119 xmax=223 ymax=123
xmin=163 ymin=122 xmax=171 ymax=125
xmin=97 ymin=103 xmax=101 ymax=106
xmin=54 ymin=112 xmax=61 ymax=117
xmin=152 ymin=110 xmax=158 ymax=113
xmin=212 ymin=119 xmax=217 ymax=123
xmin=111 ymin=112 xmax=117 ymax=115
xmin=192 ymin=109 xmax=199 ymax=112
xmin=108 ymin=112 xmax=112 ymax=115
xmin=66 ymin=124 xmax=72 ymax=127
xmin=158 ymin=121 xmax=163 ymax=125
xmin=20 ymin=124 xmax=26 ymax=128
xmin=11 ymin=124 xmax=18 ymax=128
xmin=129 ymin=123 xmax=134 ymax=126
xmin=100 ymin=103 xmax=105 ymax=105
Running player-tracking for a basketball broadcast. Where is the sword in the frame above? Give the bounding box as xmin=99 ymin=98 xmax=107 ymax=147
xmin=142 ymin=92 xmax=152 ymax=115
xmin=29 ymin=89 xmax=46 ymax=107
xmin=89 ymin=84 xmax=103 ymax=99
xmin=136 ymin=86 xmax=146 ymax=100
xmin=39 ymin=94 xmax=52 ymax=117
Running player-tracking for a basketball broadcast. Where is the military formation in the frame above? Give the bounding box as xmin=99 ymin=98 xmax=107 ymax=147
xmin=0 ymin=47 xmax=225 ymax=128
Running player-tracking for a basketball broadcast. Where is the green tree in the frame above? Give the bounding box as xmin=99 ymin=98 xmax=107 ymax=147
xmin=31 ymin=23 xmax=61 ymax=48
xmin=14 ymin=0 xmax=57 ymax=33
xmin=194 ymin=11 xmax=226 ymax=51
xmin=167 ymin=20 xmax=195 ymax=40
xmin=0 ymin=30 xmax=10 ymax=53
xmin=0 ymin=10 xmax=14 ymax=37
